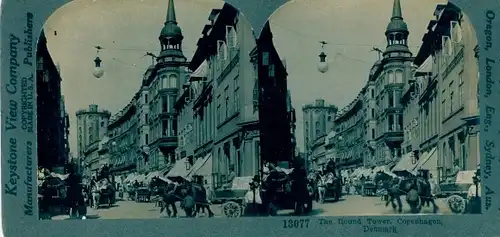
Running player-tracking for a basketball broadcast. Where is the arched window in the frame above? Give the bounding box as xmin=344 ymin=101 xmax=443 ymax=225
xmin=168 ymin=74 xmax=177 ymax=88
xmin=162 ymin=76 xmax=168 ymax=88
xmin=395 ymin=70 xmax=403 ymax=83
xmin=388 ymin=71 xmax=395 ymax=83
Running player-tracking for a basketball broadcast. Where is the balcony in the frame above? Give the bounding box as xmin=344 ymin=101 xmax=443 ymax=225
xmin=383 ymin=130 xmax=404 ymax=148
xmin=157 ymin=136 xmax=178 ymax=149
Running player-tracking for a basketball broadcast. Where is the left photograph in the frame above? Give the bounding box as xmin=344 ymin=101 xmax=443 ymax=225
xmin=37 ymin=0 xmax=259 ymax=219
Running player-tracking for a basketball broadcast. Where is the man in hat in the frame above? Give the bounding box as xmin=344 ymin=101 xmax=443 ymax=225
xmin=467 ymin=168 xmax=481 ymax=214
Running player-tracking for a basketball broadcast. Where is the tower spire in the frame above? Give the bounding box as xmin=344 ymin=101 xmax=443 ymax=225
xmin=391 ymin=0 xmax=403 ymax=20
xmin=166 ymin=0 xmax=177 ymax=24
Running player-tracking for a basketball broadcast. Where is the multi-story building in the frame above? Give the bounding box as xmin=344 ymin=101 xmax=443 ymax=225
xmin=76 ymin=104 xmax=111 ymax=175
xmin=401 ymin=3 xmax=479 ymax=181
xmin=333 ymin=93 xmax=366 ymax=169
xmin=105 ymin=96 xmax=140 ymax=179
xmin=362 ymin=64 xmax=379 ymax=168
xmin=36 ymin=30 xmax=71 ymax=172
xmin=138 ymin=0 xmax=188 ymax=174
xmin=286 ymin=90 xmax=298 ymax=157
xmin=256 ymin=22 xmax=293 ymax=167
xmin=371 ymin=0 xmax=414 ymax=166
xmin=302 ymin=99 xmax=338 ymax=153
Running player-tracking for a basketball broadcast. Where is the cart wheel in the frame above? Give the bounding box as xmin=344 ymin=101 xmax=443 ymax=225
xmin=222 ymin=201 xmax=242 ymax=218
xmin=447 ymin=195 xmax=466 ymax=214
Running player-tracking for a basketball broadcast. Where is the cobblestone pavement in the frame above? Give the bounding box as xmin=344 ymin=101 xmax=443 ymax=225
xmin=51 ymin=195 xmax=453 ymax=220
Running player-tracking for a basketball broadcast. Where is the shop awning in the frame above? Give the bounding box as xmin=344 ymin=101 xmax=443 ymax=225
xmin=186 ymin=153 xmax=212 ymax=179
xmin=392 ymin=152 xmax=417 ymax=174
xmin=413 ymin=147 xmax=437 ymax=172
xmin=190 ymin=60 xmax=208 ymax=79
xmin=165 ymin=158 xmax=189 ymax=178
xmin=414 ymin=56 xmax=432 ymax=77
xmin=455 ymin=170 xmax=476 ymax=184
xmin=124 ymin=173 xmax=136 ymax=182
xmin=134 ymin=174 xmax=146 ymax=183
xmin=145 ymin=171 xmax=161 ymax=183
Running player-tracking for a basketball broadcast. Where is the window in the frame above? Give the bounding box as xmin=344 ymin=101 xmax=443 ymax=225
xmin=450 ymin=91 xmax=454 ymax=112
xmin=268 ymin=64 xmax=275 ymax=77
xmin=262 ymin=52 xmax=269 ymax=66
xmin=370 ymin=89 xmax=374 ymax=98
xmin=232 ymin=76 xmax=240 ymax=112
xmin=162 ymin=97 xmax=169 ymax=113
xmin=101 ymin=121 xmax=105 ymax=127
xmin=327 ymin=116 xmax=331 ymax=121
xmin=395 ymin=70 xmax=403 ymax=83
xmin=226 ymin=25 xmax=237 ymax=48
xmin=217 ymin=95 xmax=221 ymax=124
xmin=217 ymin=40 xmax=227 ymax=61
xmin=459 ymin=70 xmax=464 ymax=106
xmin=371 ymin=129 xmax=375 ymax=139
xmin=371 ymin=109 xmax=375 ymax=118
xmin=388 ymin=71 xmax=395 ymax=83
xmin=168 ymin=74 xmax=178 ymax=88
xmin=450 ymin=21 xmax=462 ymax=43
xmin=224 ymin=86 xmax=230 ymax=118
xmin=388 ymin=115 xmax=394 ymax=131
xmin=145 ymin=94 xmax=148 ymax=103
xmin=388 ymin=91 xmax=394 ymax=107
xmin=145 ymin=113 xmax=148 ymax=123
xmin=145 ymin=134 xmax=149 ymax=144
xmin=315 ymin=121 xmax=320 ymax=128
xmin=460 ymin=140 xmax=467 ymax=169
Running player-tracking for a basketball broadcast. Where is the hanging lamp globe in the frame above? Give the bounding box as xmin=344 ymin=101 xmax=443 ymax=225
xmin=93 ymin=56 xmax=104 ymax=79
xmin=317 ymin=51 xmax=329 ymax=73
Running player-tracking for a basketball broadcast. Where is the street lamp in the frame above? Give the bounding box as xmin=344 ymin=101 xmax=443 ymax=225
xmin=93 ymin=45 xmax=104 ymax=79
xmin=317 ymin=41 xmax=329 ymax=73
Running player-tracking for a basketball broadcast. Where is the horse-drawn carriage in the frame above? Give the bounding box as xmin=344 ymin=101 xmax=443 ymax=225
xmin=91 ymin=180 xmax=115 ymax=209
xmin=212 ymin=167 xmax=314 ymax=218
xmin=437 ymin=170 xmax=480 ymax=214
xmin=212 ymin=176 xmax=253 ymax=218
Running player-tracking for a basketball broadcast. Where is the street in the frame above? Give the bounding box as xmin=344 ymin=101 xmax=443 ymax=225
xmin=51 ymin=194 xmax=452 ymax=220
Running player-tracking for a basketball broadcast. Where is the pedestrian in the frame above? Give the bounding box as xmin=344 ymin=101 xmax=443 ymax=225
xmin=317 ymin=171 xmax=327 ymax=203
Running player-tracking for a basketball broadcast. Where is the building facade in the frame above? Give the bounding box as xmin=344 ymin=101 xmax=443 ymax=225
xmin=403 ymin=3 xmax=479 ymax=181
xmin=106 ymin=97 xmax=140 ymax=178
xmin=302 ymin=99 xmax=338 ymax=153
xmin=333 ymin=93 xmax=366 ymax=169
xmin=36 ymin=30 xmax=71 ymax=172
xmin=371 ymin=0 xmax=414 ymax=166
xmin=256 ymin=22 xmax=293 ymax=167
xmin=76 ymin=104 xmax=111 ymax=175
xmin=303 ymin=99 xmax=338 ymax=170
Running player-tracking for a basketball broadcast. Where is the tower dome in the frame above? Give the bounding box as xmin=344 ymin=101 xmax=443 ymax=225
xmin=159 ymin=0 xmax=183 ymax=42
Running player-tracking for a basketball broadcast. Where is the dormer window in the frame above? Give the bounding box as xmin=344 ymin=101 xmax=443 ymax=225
xmin=442 ymin=36 xmax=452 ymax=56
xmin=226 ymin=25 xmax=237 ymax=48
xmin=450 ymin=21 xmax=462 ymax=43
xmin=217 ymin=40 xmax=227 ymax=60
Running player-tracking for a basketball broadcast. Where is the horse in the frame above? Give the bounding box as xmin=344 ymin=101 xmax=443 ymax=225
xmin=375 ymin=174 xmax=438 ymax=214
xmin=159 ymin=181 xmax=213 ymax=218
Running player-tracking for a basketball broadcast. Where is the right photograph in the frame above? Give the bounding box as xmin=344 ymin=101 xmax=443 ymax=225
xmin=258 ymin=0 xmax=481 ymax=215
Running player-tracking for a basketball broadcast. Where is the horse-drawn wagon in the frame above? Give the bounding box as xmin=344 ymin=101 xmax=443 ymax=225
xmin=212 ymin=168 xmax=313 ymax=218
xmin=437 ymin=170 xmax=480 ymax=214
xmin=212 ymin=176 xmax=253 ymax=218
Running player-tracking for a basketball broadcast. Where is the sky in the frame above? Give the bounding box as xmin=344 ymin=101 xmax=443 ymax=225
xmin=44 ymin=0 xmax=224 ymax=156
xmin=43 ymin=0 xmax=449 ymax=156
xmin=269 ymin=0 xmax=447 ymax=152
